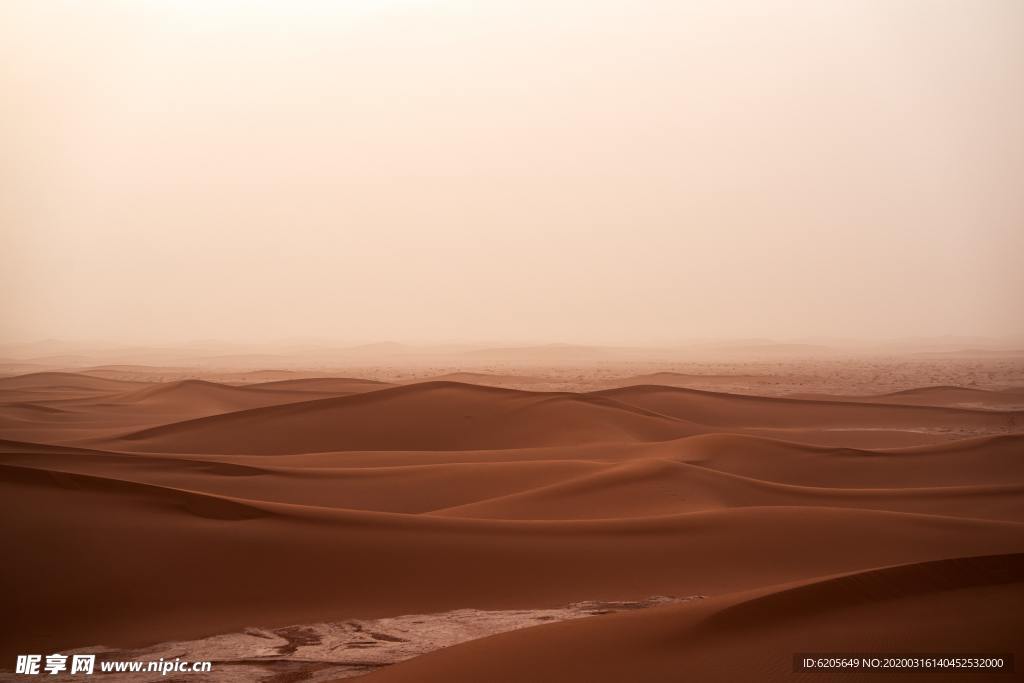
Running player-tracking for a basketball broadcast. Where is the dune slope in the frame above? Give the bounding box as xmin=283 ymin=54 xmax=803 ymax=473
xmin=359 ymin=554 xmax=1024 ymax=683
xmin=108 ymin=382 xmax=706 ymax=453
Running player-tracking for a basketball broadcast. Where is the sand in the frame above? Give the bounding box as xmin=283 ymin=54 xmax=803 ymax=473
xmin=0 ymin=361 xmax=1022 ymax=681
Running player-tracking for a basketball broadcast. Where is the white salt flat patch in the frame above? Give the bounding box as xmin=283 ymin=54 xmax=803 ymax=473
xmin=41 ymin=596 xmax=702 ymax=682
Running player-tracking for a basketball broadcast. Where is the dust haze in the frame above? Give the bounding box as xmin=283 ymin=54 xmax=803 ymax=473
xmin=3 ymin=0 xmax=1023 ymax=346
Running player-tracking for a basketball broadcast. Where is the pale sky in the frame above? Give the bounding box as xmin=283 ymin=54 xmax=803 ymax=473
xmin=3 ymin=0 xmax=1022 ymax=345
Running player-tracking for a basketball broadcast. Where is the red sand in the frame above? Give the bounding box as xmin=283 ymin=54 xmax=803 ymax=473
xmin=0 ymin=369 xmax=1021 ymax=681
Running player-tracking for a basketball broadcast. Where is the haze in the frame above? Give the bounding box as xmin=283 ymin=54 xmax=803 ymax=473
xmin=3 ymin=0 xmax=1022 ymax=346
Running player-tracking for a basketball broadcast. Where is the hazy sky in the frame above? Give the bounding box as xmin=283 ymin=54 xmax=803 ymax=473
xmin=3 ymin=0 xmax=1022 ymax=345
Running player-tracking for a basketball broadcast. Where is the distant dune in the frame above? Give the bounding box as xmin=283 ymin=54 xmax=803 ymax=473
xmin=791 ymin=384 xmax=1024 ymax=409
xmin=246 ymin=376 xmax=392 ymax=394
xmin=101 ymin=379 xmax=332 ymax=413
xmin=0 ymin=371 xmax=150 ymax=392
xmin=111 ymin=382 xmax=705 ymax=453
xmin=595 ymin=384 xmax=1020 ymax=434
xmin=84 ymin=379 xmax=1021 ymax=456
xmin=0 ymin=373 xmax=393 ymax=443
xmin=410 ymin=372 xmax=548 ymax=387
xmin=602 ymin=371 xmax=769 ymax=387
xmin=76 ymin=364 xmax=206 ymax=378
xmin=429 ymin=447 xmax=1024 ymax=522
xmin=0 ymin=371 xmax=155 ymax=407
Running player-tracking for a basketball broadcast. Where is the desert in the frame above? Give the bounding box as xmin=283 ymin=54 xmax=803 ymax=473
xmin=1 ymin=349 xmax=1022 ymax=681
xmin=4 ymin=0 xmax=1023 ymax=679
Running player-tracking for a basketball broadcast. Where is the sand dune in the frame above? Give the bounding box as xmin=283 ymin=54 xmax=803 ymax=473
xmin=1 ymin=370 xmax=1022 ymax=678
xmin=4 ymin=452 xmax=1022 ymax=661
xmin=0 ymin=402 xmax=72 ymax=419
xmin=360 ymin=554 xmax=1023 ymax=682
xmin=109 ymin=382 xmax=706 ymax=454
xmin=597 ymin=384 xmax=1019 ymax=431
xmin=792 ymin=384 xmax=1024 ymax=409
xmin=0 ymin=439 xmax=603 ymax=513
xmin=101 ymin=380 xmax=1020 ymax=455
xmin=594 ymin=384 xmax=1019 ymax=447
xmin=100 ymin=379 xmax=330 ymax=412
xmin=75 ymin=364 xmax=208 ymax=380
xmin=0 ymin=376 xmax=361 ymax=443
xmin=602 ymin=371 xmax=769 ymax=387
xmin=244 ymin=376 xmax=392 ymax=394
xmin=0 ymin=370 xmax=149 ymax=393
xmin=410 ymin=372 xmax=548 ymax=387
xmin=430 ymin=456 xmax=1024 ymax=522
xmin=206 ymin=369 xmax=310 ymax=382
xmin=0 ymin=371 xmax=154 ymax=405
xmin=9 ymin=432 xmax=1024 ymax=520
xmin=664 ymin=433 xmax=1024 ymax=487
xmin=0 ymin=372 xmax=155 ymax=433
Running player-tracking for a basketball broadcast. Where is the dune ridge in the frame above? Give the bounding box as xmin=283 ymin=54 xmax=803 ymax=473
xmin=108 ymin=382 xmax=706 ymax=453
xmin=98 ymin=380 xmax=1021 ymax=455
